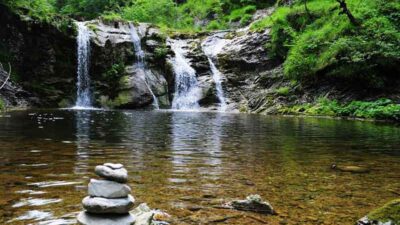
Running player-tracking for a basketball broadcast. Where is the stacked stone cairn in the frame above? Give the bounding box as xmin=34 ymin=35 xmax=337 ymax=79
xmin=77 ymin=163 xmax=136 ymax=225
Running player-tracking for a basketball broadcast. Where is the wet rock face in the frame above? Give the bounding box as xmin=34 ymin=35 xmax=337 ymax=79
xmin=87 ymin=20 xmax=169 ymax=109
xmin=0 ymin=5 xmax=76 ymax=107
xmin=0 ymin=64 xmax=33 ymax=108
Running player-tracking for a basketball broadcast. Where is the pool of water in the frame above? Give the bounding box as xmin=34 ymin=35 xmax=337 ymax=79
xmin=0 ymin=109 xmax=399 ymax=224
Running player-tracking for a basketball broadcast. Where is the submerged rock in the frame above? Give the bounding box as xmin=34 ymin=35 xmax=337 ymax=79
xmin=82 ymin=195 xmax=135 ymax=214
xmin=131 ymin=203 xmax=171 ymax=225
xmin=357 ymin=199 xmax=400 ymax=225
xmin=95 ymin=164 xmax=128 ymax=183
xmin=331 ymin=164 xmax=370 ymax=173
xmin=88 ymin=179 xmax=131 ymax=198
xmin=77 ymin=211 xmax=136 ymax=225
xmin=225 ymin=194 xmax=275 ymax=215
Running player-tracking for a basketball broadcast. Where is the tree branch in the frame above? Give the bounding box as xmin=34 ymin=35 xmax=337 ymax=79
xmin=336 ymin=0 xmax=359 ymax=26
xmin=0 ymin=63 xmax=11 ymax=90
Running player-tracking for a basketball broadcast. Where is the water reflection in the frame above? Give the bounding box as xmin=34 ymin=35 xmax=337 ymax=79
xmin=74 ymin=110 xmax=91 ymax=175
xmin=0 ymin=110 xmax=399 ymax=224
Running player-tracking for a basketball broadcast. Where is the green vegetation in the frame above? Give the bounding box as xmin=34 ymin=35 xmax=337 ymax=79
xmin=275 ymin=86 xmax=290 ymax=96
xmin=1 ymin=0 xmax=274 ymax=31
xmin=280 ymin=98 xmax=400 ymax=121
xmin=252 ymin=0 xmax=400 ymax=89
xmin=0 ymin=98 xmax=5 ymax=111
xmin=367 ymin=199 xmax=400 ymax=224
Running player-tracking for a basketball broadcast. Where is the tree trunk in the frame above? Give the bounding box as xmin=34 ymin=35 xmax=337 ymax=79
xmin=336 ymin=0 xmax=359 ymax=26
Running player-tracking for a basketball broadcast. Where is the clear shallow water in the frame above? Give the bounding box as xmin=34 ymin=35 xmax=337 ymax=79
xmin=0 ymin=110 xmax=400 ymax=224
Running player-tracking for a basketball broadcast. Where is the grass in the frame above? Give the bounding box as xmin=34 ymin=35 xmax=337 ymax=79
xmin=280 ymin=98 xmax=400 ymax=121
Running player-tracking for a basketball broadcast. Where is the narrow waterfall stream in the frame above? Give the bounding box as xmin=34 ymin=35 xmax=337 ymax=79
xmin=169 ymin=39 xmax=201 ymax=110
xmin=129 ymin=24 xmax=159 ymax=109
xmin=202 ymin=33 xmax=229 ymax=111
xmin=74 ymin=22 xmax=92 ymax=108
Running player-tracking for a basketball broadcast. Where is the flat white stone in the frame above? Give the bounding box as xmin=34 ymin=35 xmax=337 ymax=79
xmin=95 ymin=165 xmax=128 ymax=183
xmin=104 ymin=163 xmax=124 ymax=169
xmin=82 ymin=195 xmax=135 ymax=214
xmin=77 ymin=211 xmax=135 ymax=225
xmin=88 ymin=179 xmax=131 ymax=198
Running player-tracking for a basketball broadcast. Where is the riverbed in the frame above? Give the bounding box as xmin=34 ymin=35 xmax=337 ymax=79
xmin=0 ymin=109 xmax=399 ymax=224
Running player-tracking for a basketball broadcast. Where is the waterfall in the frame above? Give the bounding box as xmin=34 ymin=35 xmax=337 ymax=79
xmin=169 ymin=39 xmax=201 ymax=110
xmin=202 ymin=34 xmax=228 ymax=111
xmin=74 ymin=22 xmax=92 ymax=108
xmin=129 ymin=23 xmax=159 ymax=109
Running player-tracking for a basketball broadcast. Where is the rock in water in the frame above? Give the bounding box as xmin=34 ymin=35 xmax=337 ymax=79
xmin=88 ymin=179 xmax=131 ymax=198
xmin=331 ymin=164 xmax=370 ymax=173
xmin=225 ymin=194 xmax=275 ymax=215
xmin=356 ymin=199 xmax=400 ymax=225
xmin=77 ymin=211 xmax=135 ymax=225
xmin=95 ymin=164 xmax=128 ymax=183
xmin=82 ymin=195 xmax=135 ymax=214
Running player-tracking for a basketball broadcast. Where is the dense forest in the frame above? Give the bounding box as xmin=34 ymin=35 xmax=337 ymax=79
xmin=0 ymin=0 xmax=400 ymax=120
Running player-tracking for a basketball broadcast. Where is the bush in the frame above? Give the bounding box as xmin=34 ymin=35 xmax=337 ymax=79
xmin=252 ymin=0 xmax=400 ymax=89
xmin=281 ymin=98 xmax=400 ymax=121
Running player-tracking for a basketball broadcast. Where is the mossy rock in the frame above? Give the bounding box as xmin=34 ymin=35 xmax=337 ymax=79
xmin=358 ymin=199 xmax=400 ymax=225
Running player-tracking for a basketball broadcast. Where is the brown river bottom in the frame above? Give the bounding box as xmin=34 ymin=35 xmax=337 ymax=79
xmin=0 ymin=109 xmax=399 ymax=224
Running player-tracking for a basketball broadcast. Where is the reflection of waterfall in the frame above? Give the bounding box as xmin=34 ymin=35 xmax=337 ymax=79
xmin=74 ymin=110 xmax=91 ymax=175
xmin=171 ymin=112 xmax=224 ymax=182
xmin=202 ymin=34 xmax=229 ymax=111
xmin=129 ymin=24 xmax=159 ymax=109
xmin=74 ymin=22 xmax=92 ymax=108
xmin=169 ymin=39 xmax=201 ymax=110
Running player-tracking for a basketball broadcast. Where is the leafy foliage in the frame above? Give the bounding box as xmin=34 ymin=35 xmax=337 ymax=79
xmin=280 ymin=98 xmax=400 ymax=121
xmin=252 ymin=0 xmax=400 ymax=89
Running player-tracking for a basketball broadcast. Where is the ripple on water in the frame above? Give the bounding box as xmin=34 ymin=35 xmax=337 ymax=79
xmin=15 ymin=190 xmax=47 ymax=195
xmin=12 ymin=198 xmax=62 ymax=208
xmin=28 ymin=181 xmax=82 ymax=188
xmin=15 ymin=210 xmax=53 ymax=221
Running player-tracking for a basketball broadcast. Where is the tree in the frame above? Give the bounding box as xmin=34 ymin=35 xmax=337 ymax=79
xmin=336 ymin=0 xmax=359 ymax=26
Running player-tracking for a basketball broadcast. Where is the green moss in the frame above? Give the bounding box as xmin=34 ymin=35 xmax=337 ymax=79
xmin=154 ymin=45 xmax=169 ymax=59
xmin=276 ymin=86 xmax=290 ymax=96
xmin=86 ymin=23 xmax=98 ymax=33
xmin=367 ymin=199 xmax=400 ymax=224
xmin=113 ymin=91 xmax=131 ymax=107
xmin=58 ymin=98 xmax=71 ymax=108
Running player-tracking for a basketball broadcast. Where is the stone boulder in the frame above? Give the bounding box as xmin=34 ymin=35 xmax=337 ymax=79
xmin=88 ymin=179 xmax=131 ymax=198
xmin=82 ymin=195 xmax=135 ymax=214
xmin=95 ymin=164 xmax=128 ymax=183
xmin=225 ymin=194 xmax=276 ymax=215
xmin=77 ymin=212 xmax=136 ymax=225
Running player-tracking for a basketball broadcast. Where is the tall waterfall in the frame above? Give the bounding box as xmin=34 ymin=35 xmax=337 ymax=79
xmin=169 ymin=39 xmax=201 ymax=110
xmin=202 ymin=34 xmax=228 ymax=111
xmin=74 ymin=22 xmax=92 ymax=108
xmin=129 ymin=24 xmax=159 ymax=109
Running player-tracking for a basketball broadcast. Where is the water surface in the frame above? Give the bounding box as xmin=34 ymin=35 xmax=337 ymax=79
xmin=0 ymin=110 xmax=399 ymax=224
